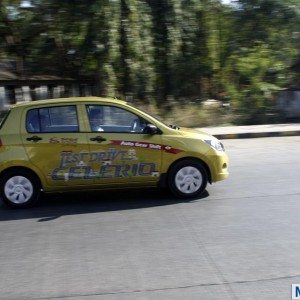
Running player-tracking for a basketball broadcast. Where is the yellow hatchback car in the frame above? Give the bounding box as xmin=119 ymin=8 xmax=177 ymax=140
xmin=0 ymin=97 xmax=228 ymax=208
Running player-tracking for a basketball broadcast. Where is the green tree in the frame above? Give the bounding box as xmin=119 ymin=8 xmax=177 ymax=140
xmin=220 ymin=0 xmax=300 ymax=123
xmin=1 ymin=0 xmax=299 ymax=125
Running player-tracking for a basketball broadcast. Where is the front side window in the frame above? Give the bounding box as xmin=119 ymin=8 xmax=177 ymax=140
xmin=26 ymin=105 xmax=79 ymax=133
xmin=87 ymin=105 xmax=147 ymax=133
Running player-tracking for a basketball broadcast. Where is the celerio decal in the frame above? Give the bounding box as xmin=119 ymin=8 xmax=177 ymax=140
xmin=50 ymin=148 xmax=158 ymax=181
xmin=110 ymin=140 xmax=183 ymax=154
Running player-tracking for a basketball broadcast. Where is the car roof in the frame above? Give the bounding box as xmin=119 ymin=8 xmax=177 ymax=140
xmin=11 ymin=97 xmax=127 ymax=109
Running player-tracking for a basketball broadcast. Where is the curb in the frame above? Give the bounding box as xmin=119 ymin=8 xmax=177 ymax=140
xmin=212 ymin=130 xmax=300 ymax=140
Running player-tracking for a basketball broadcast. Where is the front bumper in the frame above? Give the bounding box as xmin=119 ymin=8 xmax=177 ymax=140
xmin=206 ymin=151 xmax=229 ymax=182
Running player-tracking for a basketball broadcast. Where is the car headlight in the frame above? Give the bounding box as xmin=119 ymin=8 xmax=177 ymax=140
xmin=204 ymin=139 xmax=225 ymax=152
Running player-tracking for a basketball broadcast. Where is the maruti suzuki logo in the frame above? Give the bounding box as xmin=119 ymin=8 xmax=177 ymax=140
xmin=292 ymin=284 xmax=300 ymax=299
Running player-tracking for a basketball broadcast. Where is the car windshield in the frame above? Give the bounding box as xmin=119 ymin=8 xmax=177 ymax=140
xmin=0 ymin=110 xmax=10 ymax=129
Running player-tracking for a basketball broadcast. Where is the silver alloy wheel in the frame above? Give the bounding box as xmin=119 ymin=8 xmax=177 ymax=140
xmin=4 ymin=176 xmax=34 ymax=204
xmin=175 ymin=166 xmax=203 ymax=194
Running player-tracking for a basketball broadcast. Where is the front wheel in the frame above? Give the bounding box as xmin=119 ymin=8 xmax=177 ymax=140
xmin=0 ymin=170 xmax=41 ymax=208
xmin=168 ymin=159 xmax=208 ymax=198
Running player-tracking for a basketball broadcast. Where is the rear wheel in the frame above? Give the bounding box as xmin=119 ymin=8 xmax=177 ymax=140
xmin=0 ymin=170 xmax=41 ymax=208
xmin=168 ymin=159 xmax=208 ymax=198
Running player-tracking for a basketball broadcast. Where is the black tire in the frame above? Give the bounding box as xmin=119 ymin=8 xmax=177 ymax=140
xmin=0 ymin=169 xmax=41 ymax=208
xmin=168 ymin=159 xmax=208 ymax=198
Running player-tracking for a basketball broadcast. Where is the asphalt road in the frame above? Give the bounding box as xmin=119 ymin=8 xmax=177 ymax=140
xmin=1 ymin=136 xmax=300 ymax=300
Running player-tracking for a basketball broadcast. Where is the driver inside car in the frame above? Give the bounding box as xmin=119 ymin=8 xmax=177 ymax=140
xmin=131 ymin=117 xmax=147 ymax=133
xmin=89 ymin=108 xmax=104 ymax=132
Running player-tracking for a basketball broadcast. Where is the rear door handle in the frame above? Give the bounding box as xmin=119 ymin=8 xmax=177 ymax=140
xmin=26 ymin=136 xmax=43 ymax=142
xmin=90 ymin=136 xmax=107 ymax=143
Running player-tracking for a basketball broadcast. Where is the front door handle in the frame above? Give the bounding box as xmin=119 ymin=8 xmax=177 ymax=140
xmin=90 ymin=136 xmax=107 ymax=143
xmin=26 ymin=136 xmax=43 ymax=142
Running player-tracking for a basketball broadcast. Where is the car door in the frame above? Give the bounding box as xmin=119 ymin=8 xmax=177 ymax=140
xmin=85 ymin=104 xmax=163 ymax=186
xmin=21 ymin=104 xmax=93 ymax=187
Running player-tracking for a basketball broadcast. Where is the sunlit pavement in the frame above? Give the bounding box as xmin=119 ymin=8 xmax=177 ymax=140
xmin=0 ymin=137 xmax=300 ymax=300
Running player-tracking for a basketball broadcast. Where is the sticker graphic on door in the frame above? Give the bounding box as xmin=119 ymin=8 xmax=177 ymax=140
xmin=109 ymin=140 xmax=183 ymax=154
xmin=50 ymin=148 xmax=159 ymax=180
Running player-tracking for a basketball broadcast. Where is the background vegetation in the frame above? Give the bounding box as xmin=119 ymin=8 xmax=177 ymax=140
xmin=0 ymin=0 xmax=299 ymax=125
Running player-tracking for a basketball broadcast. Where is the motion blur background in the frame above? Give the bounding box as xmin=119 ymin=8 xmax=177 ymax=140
xmin=0 ymin=0 xmax=299 ymax=127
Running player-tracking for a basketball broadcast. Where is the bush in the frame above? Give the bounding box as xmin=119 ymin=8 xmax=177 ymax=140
xmin=135 ymin=101 xmax=233 ymax=128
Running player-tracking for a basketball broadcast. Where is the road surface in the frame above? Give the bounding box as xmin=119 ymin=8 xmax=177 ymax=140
xmin=0 ymin=137 xmax=300 ymax=300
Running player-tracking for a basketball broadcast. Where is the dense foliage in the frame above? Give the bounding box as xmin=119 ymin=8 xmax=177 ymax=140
xmin=0 ymin=0 xmax=299 ymax=123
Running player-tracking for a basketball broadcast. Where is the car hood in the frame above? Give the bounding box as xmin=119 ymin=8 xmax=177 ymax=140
xmin=177 ymin=127 xmax=215 ymax=140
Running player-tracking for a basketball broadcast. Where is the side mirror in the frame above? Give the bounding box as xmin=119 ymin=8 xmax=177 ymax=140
xmin=143 ymin=124 xmax=159 ymax=135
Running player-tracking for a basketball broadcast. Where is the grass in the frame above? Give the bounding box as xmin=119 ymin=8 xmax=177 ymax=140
xmin=135 ymin=102 xmax=233 ymax=128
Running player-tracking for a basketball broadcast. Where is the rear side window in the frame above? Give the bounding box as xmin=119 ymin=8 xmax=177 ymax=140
xmin=26 ymin=106 xmax=79 ymax=133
